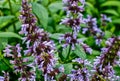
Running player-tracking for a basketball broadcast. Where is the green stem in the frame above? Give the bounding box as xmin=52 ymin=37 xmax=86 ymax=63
xmin=8 ymin=0 xmax=16 ymax=32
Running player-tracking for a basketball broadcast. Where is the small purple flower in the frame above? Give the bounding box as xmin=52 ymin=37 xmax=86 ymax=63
xmin=0 ymin=71 xmax=9 ymax=81
xmin=59 ymin=33 xmax=82 ymax=50
xmin=68 ymin=58 xmax=91 ymax=81
xmin=101 ymin=14 xmax=111 ymax=26
xmin=92 ymin=37 xmax=120 ymax=80
xmin=82 ymin=44 xmax=92 ymax=54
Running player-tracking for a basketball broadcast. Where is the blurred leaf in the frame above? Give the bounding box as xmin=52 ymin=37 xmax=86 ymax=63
xmin=101 ymin=1 xmax=120 ymax=7
xmin=102 ymin=9 xmax=119 ymax=16
xmin=11 ymin=4 xmax=20 ymax=14
xmin=0 ymin=38 xmax=8 ymax=50
xmin=62 ymin=45 xmax=70 ymax=59
xmin=105 ymin=31 xmax=112 ymax=39
xmin=48 ymin=1 xmax=63 ymax=13
xmin=50 ymin=33 xmax=62 ymax=40
xmin=73 ymin=44 xmax=86 ymax=59
xmin=63 ymin=63 xmax=72 ymax=74
xmin=0 ymin=52 xmax=10 ymax=71
xmin=41 ymin=0 xmax=49 ymax=6
xmin=112 ymin=19 xmax=120 ymax=24
xmin=0 ymin=32 xmax=21 ymax=39
xmin=0 ymin=16 xmax=15 ymax=29
xmin=32 ymin=2 xmax=48 ymax=29
xmin=86 ymin=2 xmax=98 ymax=15
xmin=56 ymin=25 xmax=71 ymax=33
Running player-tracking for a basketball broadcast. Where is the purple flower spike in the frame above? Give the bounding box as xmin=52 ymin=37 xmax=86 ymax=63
xmin=68 ymin=58 xmax=91 ymax=81
xmin=92 ymin=37 xmax=120 ymax=81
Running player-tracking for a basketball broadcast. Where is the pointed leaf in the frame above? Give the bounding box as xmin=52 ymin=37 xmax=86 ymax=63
xmin=32 ymin=3 xmax=48 ymax=29
xmin=0 ymin=32 xmax=21 ymax=39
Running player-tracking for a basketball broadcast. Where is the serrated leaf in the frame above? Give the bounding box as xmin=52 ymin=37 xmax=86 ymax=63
xmin=0 ymin=32 xmax=21 ymax=39
xmin=73 ymin=44 xmax=86 ymax=59
xmin=48 ymin=1 xmax=63 ymax=13
xmin=32 ymin=3 xmax=48 ymax=29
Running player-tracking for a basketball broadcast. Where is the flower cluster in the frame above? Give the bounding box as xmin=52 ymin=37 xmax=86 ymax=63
xmin=92 ymin=37 xmax=120 ymax=80
xmin=59 ymin=33 xmax=82 ymax=50
xmin=82 ymin=43 xmax=92 ymax=54
xmin=101 ymin=14 xmax=111 ymax=26
xmin=0 ymin=71 xmax=9 ymax=81
xmin=60 ymin=0 xmax=93 ymax=55
xmin=19 ymin=0 xmax=57 ymax=80
xmin=60 ymin=0 xmax=85 ymax=35
xmin=68 ymin=58 xmax=91 ymax=81
xmin=82 ymin=15 xmax=105 ymax=46
xmin=61 ymin=0 xmax=85 ymax=33
xmin=3 ymin=44 xmax=35 ymax=81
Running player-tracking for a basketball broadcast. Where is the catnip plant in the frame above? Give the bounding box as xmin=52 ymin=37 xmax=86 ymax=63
xmin=0 ymin=0 xmax=120 ymax=81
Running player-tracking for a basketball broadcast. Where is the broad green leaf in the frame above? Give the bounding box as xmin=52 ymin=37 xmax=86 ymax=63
xmin=101 ymin=1 xmax=120 ymax=8
xmin=63 ymin=63 xmax=73 ymax=74
xmin=32 ymin=3 xmax=48 ymax=29
xmin=73 ymin=44 xmax=86 ymax=59
xmin=105 ymin=31 xmax=112 ymax=39
xmin=11 ymin=3 xmax=20 ymax=13
xmin=48 ymin=1 xmax=63 ymax=13
xmin=41 ymin=0 xmax=49 ymax=6
xmin=0 ymin=32 xmax=21 ymax=39
xmin=62 ymin=45 xmax=70 ymax=59
xmin=102 ymin=9 xmax=119 ymax=16
xmin=112 ymin=19 xmax=120 ymax=24
xmin=50 ymin=33 xmax=62 ymax=40
xmin=0 ymin=16 xmax=15 ymax=29
xmin=86 ymin=2 xmax=98 ymax=15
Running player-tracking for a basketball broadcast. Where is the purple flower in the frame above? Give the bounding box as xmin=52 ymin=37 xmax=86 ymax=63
xmin=68 ymin=58 xmax=91 ymax=81
xmin=82 ymin=44 xmax=92 ymax=54
xmin=59 ymin=33 xmax=82 ymax=50
xmin=0 ymin=71 xmax=9 ymax=81
xmin=101 ymin=14 xmax=111 ymax=26
xmin=92 ymin=37 xmax=120 ymax=80
xmin=82 ymin=15 xmax=105 ymax=46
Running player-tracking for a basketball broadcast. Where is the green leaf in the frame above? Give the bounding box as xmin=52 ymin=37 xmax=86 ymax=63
xmin=112 ymin=19 xmax=120 ymax=24
xmin=11 ymin=3 xmax=21 ymax=13
xmin=62 ymin=45 xmax=70 ymax=59
xmin=32 ymin=3 xmax=48 ymax=29
xmin=63 ymin=63 xmax=72 ymax=74
xmin=73 ymin=44 xmax=86 ymax=59
xmin=0 ymin=16 xmax=15 ymax=29
xmin=101 ymin=1 xmax=120 ymax=7
xmin=102 ymin=9 xmax=119 ymax=16
xmin=41 ymin=0 xmax=49 ymax=6
xmin=50 ymin=33 xmax=62 ymax=40
xmin=48 ymin=1 xmax=63 ymax=13
xmin=0 ymin=32 xmax=21 ymax=39
xmin=105 ymin=31 xmax=112 ymax=39
xmin=0 ymin=38 xmax=8 ymax=50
